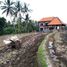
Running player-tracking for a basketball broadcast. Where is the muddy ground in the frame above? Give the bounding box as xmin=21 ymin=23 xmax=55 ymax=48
xmin=47 ymin=31 xmax=67 ymax=67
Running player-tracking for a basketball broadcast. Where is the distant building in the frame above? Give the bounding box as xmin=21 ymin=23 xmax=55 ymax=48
xmin=38 ymin=17 xmax=65 ymax=32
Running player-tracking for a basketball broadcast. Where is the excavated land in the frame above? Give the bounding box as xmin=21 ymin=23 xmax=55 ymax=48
xmin=46 ymin=31 xmax=67 ymax=67
xmin=0 ymin=33 xmax=46 ymax=67
xmin=0 ymin=31 xmax=67 ymax=67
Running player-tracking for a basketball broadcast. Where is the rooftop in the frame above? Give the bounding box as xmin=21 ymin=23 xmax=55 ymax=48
xmin=39 ymin=17 xmax=65 ymax=25
xmin=39 ymin=17 xmax=54 ymax=22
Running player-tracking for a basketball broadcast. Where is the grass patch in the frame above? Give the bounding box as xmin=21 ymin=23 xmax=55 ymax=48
xmin=37 ymin=32 xmax=56 ymax=67
xmin=37 ymin=39 xmax=48 ymax=67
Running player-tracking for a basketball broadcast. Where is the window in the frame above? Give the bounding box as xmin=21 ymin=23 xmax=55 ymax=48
xmin=45 ymin=22 xmax=48 ymax=26
xmin=40 ymin=28 xmax=43 ymax=31
xmin=40 ymin=23 xmax=43 ymax=26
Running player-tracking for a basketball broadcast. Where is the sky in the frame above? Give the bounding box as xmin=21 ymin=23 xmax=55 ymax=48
xmin=0 ymin=0 xmax=67 ymax=24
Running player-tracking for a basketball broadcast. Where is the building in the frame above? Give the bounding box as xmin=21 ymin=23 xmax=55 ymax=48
xmin=38 ymin=17 xmax=65 ymax=32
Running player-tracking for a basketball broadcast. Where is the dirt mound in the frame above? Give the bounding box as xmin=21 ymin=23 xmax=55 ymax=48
xmin=54 ymin=31 xmax=67 ymax=67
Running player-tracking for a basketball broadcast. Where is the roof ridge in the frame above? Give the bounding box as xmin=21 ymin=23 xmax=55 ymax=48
xmin=55 ymin=17 xmax=62 ymax=23
xmin=51 ymin=17 xmax=55 ymax=20
xmin=39 ymin=17 xmax=61 ymax=22
xmin=49 ymin=17 xmax=55 ymax=23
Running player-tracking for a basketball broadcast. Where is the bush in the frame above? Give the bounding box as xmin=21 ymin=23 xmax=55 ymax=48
xmin=4 ymin=27 xmax=15 ymax=34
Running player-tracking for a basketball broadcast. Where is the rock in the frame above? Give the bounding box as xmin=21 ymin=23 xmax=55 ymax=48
xmin=48 ymin=41 xmax=53 ymax=49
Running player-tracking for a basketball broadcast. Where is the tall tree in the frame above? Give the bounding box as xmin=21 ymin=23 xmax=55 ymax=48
xmin=0 ymin=0 xmax=16 ymax=32
xmin=0 ymin=0 xmax=32 ymax=33
xmin=22 ymin=3 xmax=32 ymax=32
xmin=13 ymin=1 xmax=24 ymax=33
xmin=22 ymin=3 xmax=31 ymax=14
xmin=1 ymin=0 xmax=15 ymax=16
xmin=13 ymin=1 xmax=24 ymax=21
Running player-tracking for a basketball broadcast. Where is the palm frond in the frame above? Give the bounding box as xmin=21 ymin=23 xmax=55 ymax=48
xmin=10 ymin=9 xmax=14 ymax=15
xmin=28 ymin=9 xmax=32 ymax=12
xmin=6 ymin=8 xmax=9 ymax=16
xmin=2 ymin=9 xmax=7 ymax=14
xmin=10 ymin=6 xmax=16 ymax=11
xmin=10 ymin=10 xmax=14 ymax=15
xmin=14 ymin=11 xmax=17 ymax=17
xmin=3 ymin=0 xmax=7 ymax=5
xmin=10 ymin=2 xmax=15 ymax=5
xmin=22 ymin=3 xmax=31 ymax=13
xmin=16 ymin=1 xmax=21 ymax=11
xmin=7 ymin=0 xmax=10 ymax=5
xmin=1 ymin=6 xmax=7 ymax=9
xmin=0 ymin=1 xmax=2 ymax=4
xmin=0 ymin=0 xmax=15 ymax=16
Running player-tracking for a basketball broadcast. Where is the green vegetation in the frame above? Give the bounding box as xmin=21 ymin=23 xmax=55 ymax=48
xmin=37 ymin=39 xmax=47 ymax=67
xmin=0 ymin=17 xmax=39 ymax=35
xmin=0 ymin=17 xmax=6 ymax=35
xmin=0 ymin=0 xmax=39 ymax=35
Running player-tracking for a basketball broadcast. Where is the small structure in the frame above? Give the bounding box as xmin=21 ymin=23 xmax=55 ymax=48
xmin=38 ymin=17 xmax=65 ymax=32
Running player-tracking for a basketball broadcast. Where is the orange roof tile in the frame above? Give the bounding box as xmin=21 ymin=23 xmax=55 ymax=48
xmin=39 ymin=17 xmax=54 ymax=22
xmin=48 ymin=17 xmax=63 ymax=25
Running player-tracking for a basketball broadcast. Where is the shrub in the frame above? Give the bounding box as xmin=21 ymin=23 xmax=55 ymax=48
xmin=4 ymin=27 xmax=15 ymax=34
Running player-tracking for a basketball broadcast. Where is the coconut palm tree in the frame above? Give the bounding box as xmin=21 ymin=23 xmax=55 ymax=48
xmin=14 ymin=1 xmax=24 ymax=20
xmin=0 ymin=0 xmax=16 ymax=33
xmin=22 ymin=3 xmax=32 ymax=14
xmin=0 ymin=0 xmax=32 ymax=33
xmin=0 ymin=0 xmax=15 ymax=16
xmin=1 ymin=0 xmax=23 ymax=33
xmin=13 ymin=1 xmax=24 ymax=33
xmin=22 ymin=3 xmax=32 ymax=32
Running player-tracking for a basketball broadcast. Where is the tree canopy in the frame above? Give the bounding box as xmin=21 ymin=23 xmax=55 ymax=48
xmin=0 ymin=17 xmax=6 ymax=34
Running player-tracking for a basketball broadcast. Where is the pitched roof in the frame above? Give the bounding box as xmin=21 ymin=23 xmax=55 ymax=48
xmin=39 ymin=17 xmax=54 ymax=22
xmin=48 ymin=17 xmax=63 ymax=25
xmin=39 ymin=17 xmax=65 ymax=25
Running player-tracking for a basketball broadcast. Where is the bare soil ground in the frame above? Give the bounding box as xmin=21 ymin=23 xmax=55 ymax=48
xmin=47 ymin=31 xmax=67 ymax=67
xmin=0 ymin=33 xmax=36 ymax=47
